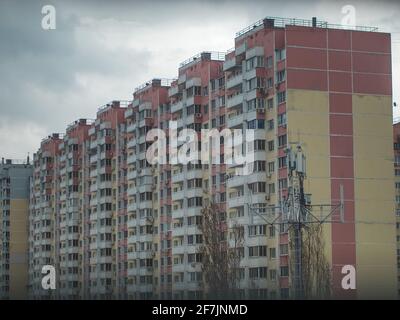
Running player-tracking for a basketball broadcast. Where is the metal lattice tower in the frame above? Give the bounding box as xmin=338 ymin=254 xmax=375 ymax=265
xmin=247 ymin=143 xmax=344 ymax=299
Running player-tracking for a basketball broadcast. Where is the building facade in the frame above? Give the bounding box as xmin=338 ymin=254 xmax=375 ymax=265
xmin=0 ymin=159 xmax=32 ymax=299
xmin=26 ymin=16 xmax=398 ymax=299
xmin=393 ymin=122 xmax=400 ymax=298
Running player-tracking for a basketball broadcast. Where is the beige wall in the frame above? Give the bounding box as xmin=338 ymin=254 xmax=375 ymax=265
xmin=353 ymin=94 xmax=397 ymax=299
xmin=9 ymin=199 xmax=29 ymax=300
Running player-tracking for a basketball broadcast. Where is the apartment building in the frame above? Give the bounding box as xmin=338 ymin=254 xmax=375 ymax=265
xmin=87 ymin=101 xmax=128 ymax=299
xmin=27 ymin=16 xmax=397 ymax=299
xmin=58 ymin=119 xmax=92 ymax=299
xmin=393 ymin=122 xmax=400 ymax=298
xmin=0 ymin=159 xmax=32 ymax=299
xmin=125 ymin=79 xmax=172 ymax=299
xmin=29 ymin=134 xmax=63 ymax=299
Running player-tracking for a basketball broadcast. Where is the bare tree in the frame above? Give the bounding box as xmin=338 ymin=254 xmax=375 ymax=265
xmin=198 ymin=203 xmax=244 ymax=299
xmin=289 ymin=223 xmax=331 ymax=299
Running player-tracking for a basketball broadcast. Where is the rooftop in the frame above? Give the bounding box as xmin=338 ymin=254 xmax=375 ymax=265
xmin=235 ymin=16 xmax=379 ymax=38
xmin=179 ymin=51 xmax=225 ymax=69
xmin=97 ymin=100 xmax=131 ymax=113
xmin=134 ymin=78 xmax=175 ymax=94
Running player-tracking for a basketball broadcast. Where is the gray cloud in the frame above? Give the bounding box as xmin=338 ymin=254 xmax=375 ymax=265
xmin=0 ymin=0 xmax=399 ymax=159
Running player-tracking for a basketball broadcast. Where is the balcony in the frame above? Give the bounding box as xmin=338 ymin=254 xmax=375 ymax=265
xmin=127 ymin=170 xmax=137 ymax=180
xmin=172 ymin=188 xmax=185 ymax=201
xmin=90 ymin=154 xmax=98 ymax=163
xmin=168 ymin=86 xmax=180 ymax=97
xmin=227 ymin=93 xmax=244 ymax=108
xmin=223 ymin=57 xmax=239 ymax=71
xmin=172 ymin=208 xmax=184 ymax=219
xmin=172 ymin=245 xmax=185 ymax=255
xmin=171 ymin=100 xmax=183 ymax=114
xmin=126 ymin=122 xmax=136 ymax=133
xmin=236 ymin=42 xmax=246 ymax=55
xmin=245 ymin=46 xmax=264 ymax=60
xmin=227 ymin=112 xmax=245 ymax=128
xmin=127 ymin=202 xmax=137 ymax=212
xmin=228 ymin=195 xmax=246 ymax=208
xmin=127 ymin=154 xmax=137 ymax=165
xmin=226 ymin=74 xmax=243 ymax=89
xmin=125 ymin=108 xmax=134 ymax=119
xmin=186 ymin=77 xmax=201 ymax=88
xmin=186 ymin=188 xmax=203 ymax=199
xmin=127 ymin=139 xmax=136 ymax=149
xmin=178 ymin=73 xmax=186 ymax=84
xmin=90 ymin=140 xmax=98 ymax=149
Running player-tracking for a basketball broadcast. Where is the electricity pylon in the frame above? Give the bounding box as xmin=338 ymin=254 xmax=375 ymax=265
xmin=247 ymin=143 xmax=344 ymax=299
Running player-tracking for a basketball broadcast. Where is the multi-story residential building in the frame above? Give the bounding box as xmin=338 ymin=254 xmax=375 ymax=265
xmin=29 ymin=134 xmax=63 ymax=299
xmin=87 ymin=101 xmax=128 ymax=299
xmin=0 ymin=159 xmax=32 ymax=299
xmin=58 ymin=119 xmax=93 ymax=299
xmin=26 ymin=16 xmax=397 ymax=300
xmin=125 ymin=78 xmax=172 ymax=299
xmin=393 ymin=121 xmax=400 ymax=298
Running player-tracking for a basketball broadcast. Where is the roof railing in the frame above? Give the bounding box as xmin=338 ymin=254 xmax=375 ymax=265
xmin=134 ymin=78 xmax=176 ymax=94
xmin=179 ymin=51 xmax=226 ymax=69
xmin=235 ymin=16 xmax=378 ymax=38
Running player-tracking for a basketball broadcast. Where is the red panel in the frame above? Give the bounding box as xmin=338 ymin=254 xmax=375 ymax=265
xmin=286 ymin=26 xmax=327 ymax=48
xmin=286 ymin=47 xmax=327 ymax=69
xmin=351 ymin=31 xmax=391 ymax=53
xmin=329 ymin=93 xmax=352 ymax=114
xmin=287 ymin=69 xmax=327 ymax=91
xmin=329 ymin=114 xmax=353 ymax=135
xmin=329 ymin=71 xmax=352 ymax=93
xmin=331 ymin=179 xmax=354 ymax=201
xmin=353 ymin=73 xmax=392 ymax=95
xmin=330 ymin=157 xmax=354 ymax=178
xmin=352 ymin=52 xmax=392 ymax=74
xmin=331 ymin=243 xmax=357 ymax=265
xmin=330 ymin=135 xmax=353 ymax=157
xmin=328 ymin=51 xmax=351 ymax=71
xmin=328 ymin=29 xmax=351 ymax=50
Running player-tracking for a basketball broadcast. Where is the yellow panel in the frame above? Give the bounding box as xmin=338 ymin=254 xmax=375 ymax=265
xmin=353 ymin=94 xmax=397 ymax=299
xmin=287 ymin=89 xmax=332 ymax=280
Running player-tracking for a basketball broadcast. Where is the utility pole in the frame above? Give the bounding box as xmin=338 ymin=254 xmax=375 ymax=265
xmin=247 ymin=143 xmax=344 ymax=299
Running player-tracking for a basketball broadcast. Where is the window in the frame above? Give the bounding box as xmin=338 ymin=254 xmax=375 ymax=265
xmin=248 ymin=119 xmax=265 ymax=129
xmin=266 ymin=56 xmax=273 ymax=68
xmin=276 ymin=70 xmax=286 ymax=83
xmin=268 ymin=183 xmax=275 ymax=194
xmin=277 ymin=91 xmax=286 ymax=104
xmin=275 ymin=49 xmax=286 ymax=61
xmin=267 ymin=119 xmax=274 ymax=131
xmin=247 ymin=98 xmax=265 ymax=111
xmin=267 ymin=98 xmax=274 ymax=109
xmin=278 ymin=113 xmax=287 ymax=126
xmin=278 ymin=156 xmax=287 ymax=168
xmin=268 ymin=161 xmax=275 ymax=173
xmin=246 ymin=56 xmax=264 ymax=71
xmin=280 ymin=244 xmax=288 ymax=255
xmin=267 ymin=77 xmax=273 ymax=88
xmin=248 ymin=245 xmax=267 ymax=257
xmin=278 ymin=134 xmax=287 ymax=147
xmin=278 ymin=178 xmax=288 ymax=190
xmin=280 ymin=266 xmax=289 ymax=277
xmin=268 ymin=140 xmax=274 ymax=151
xmin=247 ymin=77 xmax=265 ymax=91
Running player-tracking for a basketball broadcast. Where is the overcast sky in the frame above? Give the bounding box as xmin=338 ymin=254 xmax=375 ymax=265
xmin=0 ymin=0 xmax=399 ymax=159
